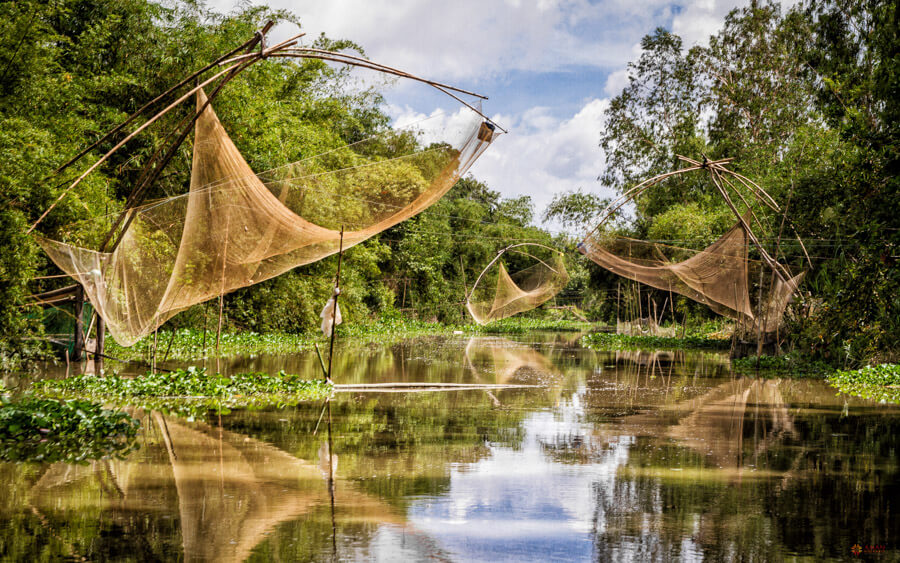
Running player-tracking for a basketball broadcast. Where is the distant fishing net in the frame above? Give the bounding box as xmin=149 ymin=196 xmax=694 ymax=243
xmin=39 ymin=90 xmax=498 ymax=345
xmin=580 ymin=219 xmax=755 ymax=321
xmin=466 ymin=244 xmax=569 ymax=325
xmin=580 ymin=157 xmax=806 ymax=334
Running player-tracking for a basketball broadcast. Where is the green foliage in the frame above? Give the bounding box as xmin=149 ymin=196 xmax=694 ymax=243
xmin=829 ymin=364 xmax=900 ymax=404
xmin=581 ymin=331 xmax=730 ymax=351
xmin=0 ymin=393 xmax=139 ymax=463
xmin=542 ymin=189 xmax=610 ymax=229
xmin=599 ymin=0 xmax=900 ymax=365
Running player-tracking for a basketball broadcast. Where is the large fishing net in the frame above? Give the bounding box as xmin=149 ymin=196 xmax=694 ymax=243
xmin=580 ymin=220 xmax=803 ymax=333
xmin=39 ymin=90 xmax=498 ymax=345
xmin=465 ymin=244 xmax=569 ymax=325
xmin=580 ymin=219 xmax=754 ymax=321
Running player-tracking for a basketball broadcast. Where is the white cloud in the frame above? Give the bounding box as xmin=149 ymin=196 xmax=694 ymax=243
xmin=466 ymin=98 xmax=613 ymax=233
xmin=211 ymin=0 xmax=685 ymax=82
xmin=603 ymin=68 xmax=630 ymax=97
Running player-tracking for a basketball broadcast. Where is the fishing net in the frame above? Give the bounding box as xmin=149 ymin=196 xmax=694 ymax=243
xmin=580 ymin=219 xmax=754 ymax=321
xmin=580 ymin=219 xmax=804 ymax=333
xmin=466 ymin=245 xmax=569 ymax=325
xmin=39 ymin=90 xmax=498 ymax=345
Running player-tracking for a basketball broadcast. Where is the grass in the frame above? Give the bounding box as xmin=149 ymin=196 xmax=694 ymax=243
xmin=0 ymin=389 xmax=140 ymax=463
xmin=33 ymin=367 xmax=333 ymax=418
xmin=105 ymin=317 xmax=595 ymax=361
xmin=581 ymin=331 xmax=730 ymax=351
xmin=828 ymin=364 xmax=900 ymax=404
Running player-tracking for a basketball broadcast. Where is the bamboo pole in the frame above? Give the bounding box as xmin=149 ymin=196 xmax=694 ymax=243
xmin=327 ymin=228 xmax=345 ymax=383
xmin=72 ymin=286 xmax=84 ymax=362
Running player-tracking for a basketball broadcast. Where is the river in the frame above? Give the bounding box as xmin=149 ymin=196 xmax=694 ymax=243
xmin=2 ymin=332 xmax=898 ymax=561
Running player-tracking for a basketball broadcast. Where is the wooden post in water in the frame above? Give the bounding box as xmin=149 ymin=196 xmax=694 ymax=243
xmin=72 ymin=285 xmax=84 ymax=362
xmin=327 ymin=228 xmax=345 ymax=383
xmin=96 ymin=313 xmax=105 ymax=374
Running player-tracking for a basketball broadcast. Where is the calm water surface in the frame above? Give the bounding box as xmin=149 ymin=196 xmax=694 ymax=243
xmin=2 ymin=332 xmax=899 ymax=562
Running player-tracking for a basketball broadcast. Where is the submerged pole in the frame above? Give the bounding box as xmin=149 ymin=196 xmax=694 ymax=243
xmin=327 ymin=228 xmax=345 ymax=383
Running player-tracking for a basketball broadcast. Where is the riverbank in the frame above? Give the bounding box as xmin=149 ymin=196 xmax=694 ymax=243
xmin=104 ymin=318 xmax=595 ymax=362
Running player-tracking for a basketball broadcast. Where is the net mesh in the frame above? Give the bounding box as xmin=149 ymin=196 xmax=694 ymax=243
xmin=580 ymin=218 xmax=804 ymax=333
xmin=580 ymin=219 xmax=754 ymax=321
xmin=39 ymin=90 xmax=497 ymax=345
xmin=466 ymin=248 xmax=569 ymax=325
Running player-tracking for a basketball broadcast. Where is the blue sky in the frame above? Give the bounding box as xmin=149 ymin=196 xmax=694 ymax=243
xmin=208 ymin=0 xmax=779 ymax=233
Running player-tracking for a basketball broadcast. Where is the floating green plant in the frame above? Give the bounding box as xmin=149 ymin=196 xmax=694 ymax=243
xmin=0 ymin=394 xmax=139 ymax=463
xmin=582 ymin=332 xmax=730 ymax=351
xmin=828 ymin=363 xmax=900 ymax=404
xmin=33 ymin=367 xmax=333 ymax=418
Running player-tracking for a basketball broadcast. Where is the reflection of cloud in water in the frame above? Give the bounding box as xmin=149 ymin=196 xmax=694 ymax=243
xmin=409 ymin=391 xmax=632 ymax=561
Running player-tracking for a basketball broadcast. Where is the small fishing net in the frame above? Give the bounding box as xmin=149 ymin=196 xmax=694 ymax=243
xmin=39 ymin=90 xmax=498 ymax=345
xmin=580 ymin=158 xmax=807 ymax=334
xmin=466 ymin=245 xmax=569 ymax=325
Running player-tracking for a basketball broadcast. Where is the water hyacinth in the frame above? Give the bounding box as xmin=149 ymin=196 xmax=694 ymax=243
xmin=0 ymin=395 xmax=139 ymax=463
xmin=829 ymin=364 xmax=900 ymax=404
xmin=34 ymin=367 xmax=332 ymax=399
xmin=582 ymin=332 xmax=730 ymax=351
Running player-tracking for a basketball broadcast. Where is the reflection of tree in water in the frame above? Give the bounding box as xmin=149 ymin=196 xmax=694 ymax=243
xmin=581 ymin=364 xmax=900 ymax=561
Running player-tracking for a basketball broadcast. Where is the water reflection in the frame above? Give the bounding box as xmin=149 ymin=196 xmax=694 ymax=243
xmin=1 ymin=335 xmax=899 ymax=561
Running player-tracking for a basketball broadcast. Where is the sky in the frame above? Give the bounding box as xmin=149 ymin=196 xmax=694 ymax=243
xmin=207 ymin=0 xmax=768 ymax=233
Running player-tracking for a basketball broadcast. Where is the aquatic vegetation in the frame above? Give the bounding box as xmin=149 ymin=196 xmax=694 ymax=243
xmin=477 ymin=318 xmax=591 ymax=334
xmin=33 ymin=368 xmax=333 ymax=418
xmin=829 ymin=364 xmax=900 ymax=404
xmin=0 ymin=393 xmax=139 ymax=463
xmin=34 ymin=367 xmax=331 ymax=400
xmin=105 ymin=318 xmax=594 ymax=361
xmin=582 ymin=331 xmax=730 ymax=351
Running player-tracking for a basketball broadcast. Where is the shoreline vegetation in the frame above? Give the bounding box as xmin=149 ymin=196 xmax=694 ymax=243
xmin=104 ymin=317 xmax=595 ymax=362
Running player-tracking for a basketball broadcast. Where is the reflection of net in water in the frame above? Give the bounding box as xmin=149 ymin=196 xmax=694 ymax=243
xmin=466 ymin=245 xmax=569 ymax=325
xmin=464 ymin=337 xmax=559 ymax=384
xmin=29 ymin=413 xmax=405 ymax=563
xmin=38 ymin=90 xmax=497 ymax=345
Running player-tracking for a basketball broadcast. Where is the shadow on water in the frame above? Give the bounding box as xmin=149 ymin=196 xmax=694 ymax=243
xmin=2 ymin=333 xmax=899 ymax=561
